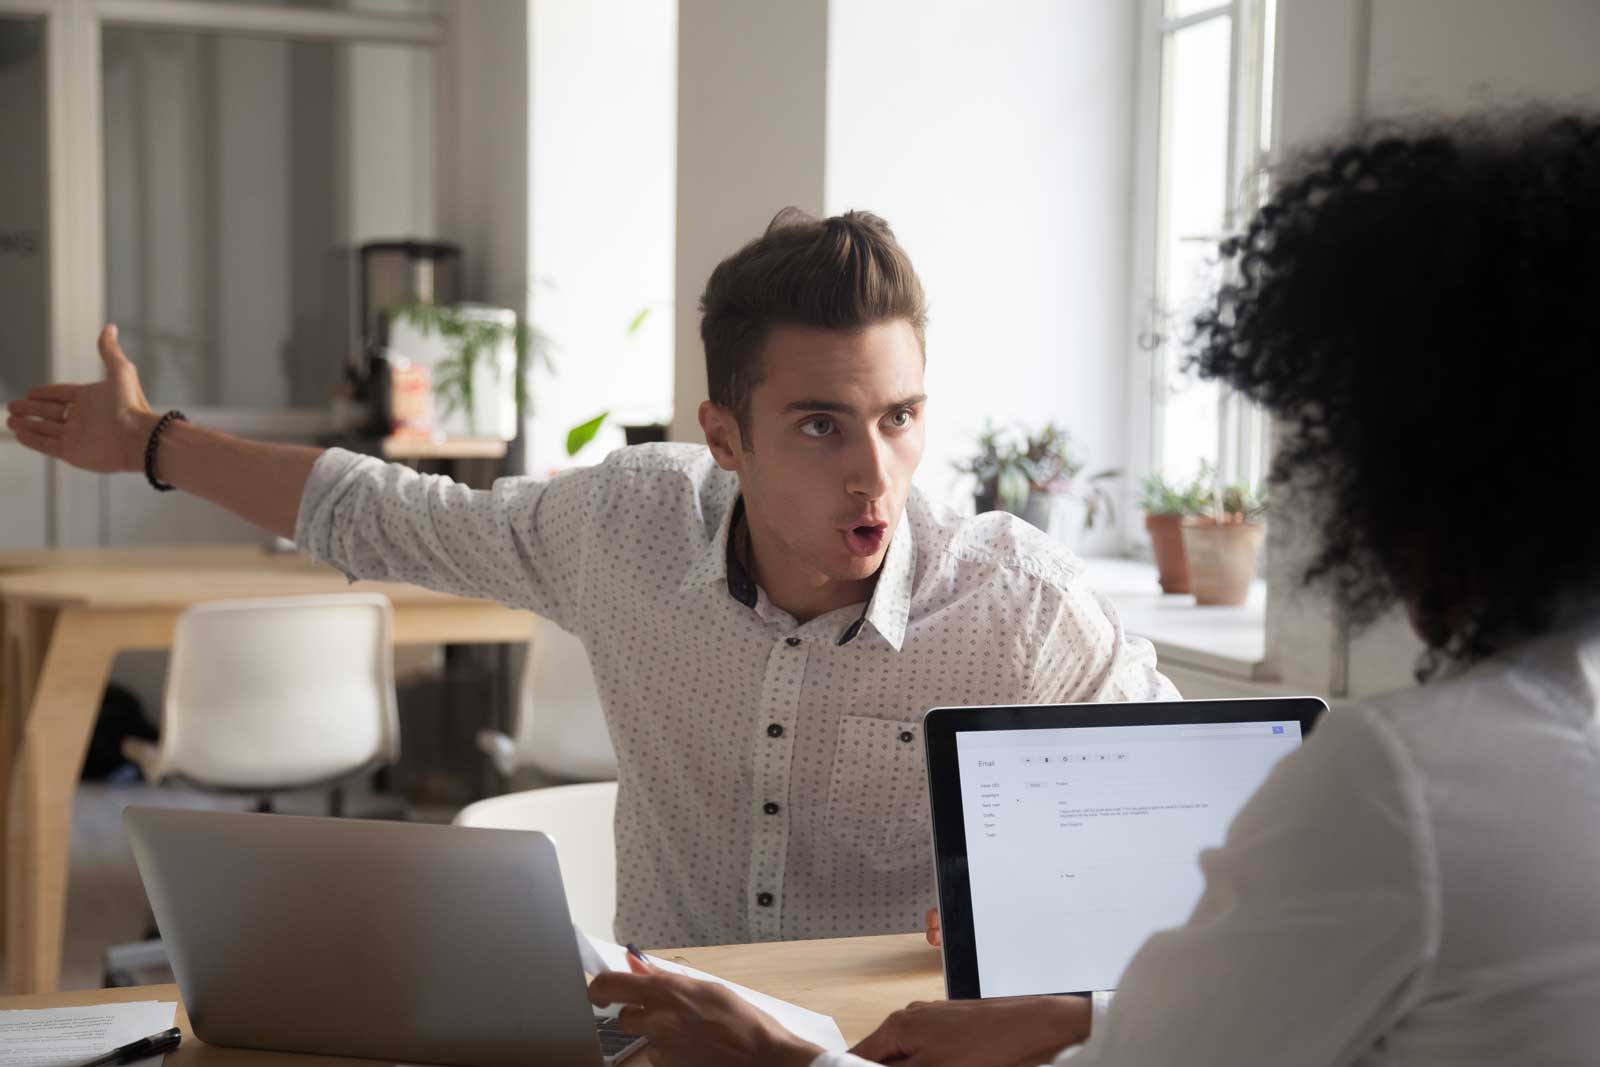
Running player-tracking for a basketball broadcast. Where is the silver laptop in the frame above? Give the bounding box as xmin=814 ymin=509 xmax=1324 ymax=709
xmin=123 ymin=806 xmax=644 ymax=1066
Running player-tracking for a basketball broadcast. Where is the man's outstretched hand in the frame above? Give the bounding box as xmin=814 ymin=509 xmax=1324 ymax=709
xmin=6 ymin=324 xmax=158 ymax=473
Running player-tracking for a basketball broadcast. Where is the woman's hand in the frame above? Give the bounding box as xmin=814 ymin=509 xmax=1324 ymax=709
xmin=588 ymin=953 xmax=822 ymax=1067
xmin=925 ymin=906 xmax=941 ymax=946
xmin=5 ymin=324 xmax=157 ymax=473
xmin=849 ymin=995 xmax=1090 ymax=1067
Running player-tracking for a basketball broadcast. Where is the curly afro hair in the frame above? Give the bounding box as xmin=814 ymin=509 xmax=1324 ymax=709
xmin=1191 ymin=113 xmax=1600 ymax=669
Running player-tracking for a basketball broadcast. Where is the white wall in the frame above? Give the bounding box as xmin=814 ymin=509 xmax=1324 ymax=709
xmin=669 ymin=0 xmax=829 ymax=446
xmin=825 ymin=0 xmax=1138 ymax=544
xmin=524 ymin=0 xmax=676 ymax=474
xmin=1266 ymin=0 xmax=1600 ymax=698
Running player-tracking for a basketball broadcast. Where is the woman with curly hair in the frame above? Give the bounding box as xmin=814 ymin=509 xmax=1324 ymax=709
xmin=588 ymin=113 xmax=1600 ymax=1066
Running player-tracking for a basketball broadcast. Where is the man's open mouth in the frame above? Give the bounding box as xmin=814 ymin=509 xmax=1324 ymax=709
xmin=843 ymin=523 xmax=887 ymax=558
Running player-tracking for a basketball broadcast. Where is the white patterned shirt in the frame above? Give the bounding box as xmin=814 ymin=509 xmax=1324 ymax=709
xmin=296 ymin=443 xmax=1177 ymax=948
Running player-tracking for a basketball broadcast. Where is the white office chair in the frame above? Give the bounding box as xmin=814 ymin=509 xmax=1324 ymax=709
xmin=122 ymin=594 xmax=401 ymax=813
xmin=453 ymin=781 xmax=619 ymax=940
xmin=476 ymin=616 xmax=617 ymax=782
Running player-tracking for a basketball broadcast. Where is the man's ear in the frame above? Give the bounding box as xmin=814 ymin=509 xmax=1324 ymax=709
xmin=698 ymin=401 xmax=745 ymax=471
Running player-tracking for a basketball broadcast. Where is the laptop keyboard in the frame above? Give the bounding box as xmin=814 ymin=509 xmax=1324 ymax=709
xmin=595 ymin=1015 xmax=645 ymax=1062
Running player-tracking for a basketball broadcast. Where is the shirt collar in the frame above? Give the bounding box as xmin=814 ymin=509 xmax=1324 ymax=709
xmin=678 ymin=494 xmax=747 ymax=597
xmin=850 ymin=515 xmax=914 ymax=651
xmin=678 ymin=495 xmax=915 ymax=652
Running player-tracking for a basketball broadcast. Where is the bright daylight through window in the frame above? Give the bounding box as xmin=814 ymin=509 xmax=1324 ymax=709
xmin=1135 ymin=0 xmax=1276 ymax=508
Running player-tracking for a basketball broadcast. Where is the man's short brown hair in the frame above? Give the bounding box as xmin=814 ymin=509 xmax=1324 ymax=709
xmin=700 ymin=208 xmax=928 ymax=435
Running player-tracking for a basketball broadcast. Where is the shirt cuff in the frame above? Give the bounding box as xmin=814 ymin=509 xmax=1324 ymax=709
xmin=292 ymin=447 xmax=372 ymax=565
xmin=1053 ymin=992 xmax=1115 ymax=1062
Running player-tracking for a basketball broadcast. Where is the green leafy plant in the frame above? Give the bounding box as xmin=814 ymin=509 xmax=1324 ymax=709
xmin=1217 ymin=482 xmax=1268 ymax=523
xmin=1018 ymin=422 xmax=1121 ymax=530
xmin=563 ymin=307 xmax=653 ymax=458
xmin=1140 ymin=466 xmax=1215 ymax=517
xmin=954 ymin=421 xmax=1032 ymax=513
xmin=394 ymin=303 xmax=550 ymax=429
xmin=956 ymin=421 xmax=1121 ymax=529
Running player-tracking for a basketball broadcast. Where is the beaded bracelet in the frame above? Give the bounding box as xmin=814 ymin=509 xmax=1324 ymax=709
xmin=144 ymin=410 xmax=188 ymax=492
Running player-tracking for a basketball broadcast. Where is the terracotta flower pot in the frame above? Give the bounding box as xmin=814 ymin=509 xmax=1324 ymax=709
xmin=1144 ymin=512 xmax=1191 ymax=594
xmin=1180 ymin=519 xmax=1265 ymax=606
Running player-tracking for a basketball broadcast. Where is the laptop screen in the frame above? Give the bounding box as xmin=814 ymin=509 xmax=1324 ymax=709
xmin=954 ymin=719 xmax=1304 ymax=997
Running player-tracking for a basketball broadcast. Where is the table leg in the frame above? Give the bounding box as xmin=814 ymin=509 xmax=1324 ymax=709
xmin=5 ymin=607 xmax=130 ymax=994
xmin=0 ymin=601 xmax=58 ymax=965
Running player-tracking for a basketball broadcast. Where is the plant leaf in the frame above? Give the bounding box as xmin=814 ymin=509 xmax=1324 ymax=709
xmin=625 ymin=307 xmax=651 ymax=338
xmin=566 ymin=411 xmax=610 ymax=457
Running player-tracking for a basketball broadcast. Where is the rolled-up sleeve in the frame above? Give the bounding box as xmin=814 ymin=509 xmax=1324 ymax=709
xmin=294 ymin=448 xmax=602 ymax=630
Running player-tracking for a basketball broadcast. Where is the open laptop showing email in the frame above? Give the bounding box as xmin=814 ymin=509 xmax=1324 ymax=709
xmin=924 ymin=698 xmax=1325 ymax=1000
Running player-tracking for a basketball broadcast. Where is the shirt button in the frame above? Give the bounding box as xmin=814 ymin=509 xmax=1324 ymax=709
xmin=785 ymin=636 xmax=801 ymax=647
xmin=756 ymin=892 xmax=775 ymax=907
xmin=899 ymin=730 xmax=915 ymax=743
xmin=767 ymin=723 xmax=784 ymax=738
xmin=763 ymin=801 xmax=780 ymax=815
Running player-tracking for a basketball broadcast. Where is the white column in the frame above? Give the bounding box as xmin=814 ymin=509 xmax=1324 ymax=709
xmin=669 ymin=0 xmax=829 ymax=444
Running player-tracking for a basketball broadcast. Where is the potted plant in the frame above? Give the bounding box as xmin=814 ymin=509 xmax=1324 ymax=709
xmin=1014 ymin=423 xmax=1120 ymax=545
xmin=956 ymin=422 xmax=1119 ymax=547
xmin=1139 ymin=468 xmax=1214 ymax=594
xmin=1180 ymin=482 xmax=1267 ymax=606
xmin=391 ymin=302 xmax=546 ymax=439
xmin=955 ymin=422 xmax=1030 ymax=515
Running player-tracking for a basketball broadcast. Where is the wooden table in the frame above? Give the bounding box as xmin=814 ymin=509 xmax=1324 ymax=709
xmin=0 ymin=551 xmax=536 ymax=996
xmin=0 ymin=934 xmax=941 ymax=1065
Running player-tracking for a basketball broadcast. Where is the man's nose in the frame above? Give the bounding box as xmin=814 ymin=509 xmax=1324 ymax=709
xmin=846 ymin=432 xmax=892 ymax=500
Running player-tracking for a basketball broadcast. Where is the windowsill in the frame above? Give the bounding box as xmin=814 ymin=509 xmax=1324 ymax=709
xmin=1079 ymin=556 xmax=1266 ymax=681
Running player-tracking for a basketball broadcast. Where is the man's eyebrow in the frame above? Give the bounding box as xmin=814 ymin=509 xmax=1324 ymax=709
xmin=781 ymin=393 xmax=928 ymax=416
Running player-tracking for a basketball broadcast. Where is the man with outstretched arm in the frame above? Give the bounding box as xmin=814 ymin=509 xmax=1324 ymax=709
xmin=9 ymin=209 xmax=1177 ymax=952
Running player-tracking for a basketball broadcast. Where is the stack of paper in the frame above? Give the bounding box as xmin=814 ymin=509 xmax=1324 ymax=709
xmin=0 ymin=1002 xmax=176 ymax=1067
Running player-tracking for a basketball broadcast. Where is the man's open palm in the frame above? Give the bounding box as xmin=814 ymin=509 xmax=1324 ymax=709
xmin=5 ymin=324 xmax=154 ymax=473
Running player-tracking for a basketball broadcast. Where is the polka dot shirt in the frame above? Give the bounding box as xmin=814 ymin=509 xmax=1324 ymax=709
xmin=296 ymin=444 xmax=1179 ymax=948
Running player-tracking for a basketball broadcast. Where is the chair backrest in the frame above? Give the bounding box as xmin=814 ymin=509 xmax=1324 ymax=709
xmin=512 ymin=618 xmax=617 ymax=780
xmin=453 ymin=782 xmax=619 ymax=940
xmin=156 ymin=594 xmax=400 ymax=789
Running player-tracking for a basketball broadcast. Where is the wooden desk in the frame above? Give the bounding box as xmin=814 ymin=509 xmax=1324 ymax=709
xmin=0 ymin=555 xmax=535 ymax=996
xmin=0 ymin=934 xmax=942 ymax=1066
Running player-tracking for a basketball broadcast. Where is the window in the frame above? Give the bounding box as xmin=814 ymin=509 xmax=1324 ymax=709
xmin=1130 ymin=0 xmax=1276 ymax=507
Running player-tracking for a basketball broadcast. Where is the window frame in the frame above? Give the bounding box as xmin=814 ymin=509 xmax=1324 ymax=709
xmin=1124 ymin=0 xmax=1277 ymax=552
xmin=3 ymin=0 xmax=446 ymax=543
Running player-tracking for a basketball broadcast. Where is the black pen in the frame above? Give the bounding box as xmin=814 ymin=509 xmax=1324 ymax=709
xmin=74 ymin=1027 xmax=182 ymax=1067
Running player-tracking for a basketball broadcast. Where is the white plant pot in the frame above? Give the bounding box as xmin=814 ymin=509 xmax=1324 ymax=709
xmin=387 ymin=304 xmax=519 ymax=441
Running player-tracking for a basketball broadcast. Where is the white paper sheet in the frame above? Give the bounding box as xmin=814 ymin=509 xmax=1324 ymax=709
xmin=580 ymin=933 xmax=847 ymax=1053
xmin=0 ymin=1002 xmax=176 ymax=1067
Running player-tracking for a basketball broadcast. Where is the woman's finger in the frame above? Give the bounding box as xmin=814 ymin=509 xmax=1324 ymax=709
xmin=849 ymin=1015 xmax=911 ymax=1062
xmin=616 ymin=1004 xmax=659 ymax=1039
xmin=24 ymin=383 xmax=80 ymax=403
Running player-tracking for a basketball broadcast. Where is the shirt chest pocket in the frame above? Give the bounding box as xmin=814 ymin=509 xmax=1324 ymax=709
xmin=824 ymin=714 xmax=932 ymax=870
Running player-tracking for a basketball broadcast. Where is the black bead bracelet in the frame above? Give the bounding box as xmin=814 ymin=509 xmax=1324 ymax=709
xmin=144 ymin=409 xmax=187 ymax=492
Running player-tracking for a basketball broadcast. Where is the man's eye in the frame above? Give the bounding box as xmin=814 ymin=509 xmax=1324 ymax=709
xmin=887 ymin=409 xmax=914 ymax=429
xmin=800 ymin=417 xmax=835 ymax=438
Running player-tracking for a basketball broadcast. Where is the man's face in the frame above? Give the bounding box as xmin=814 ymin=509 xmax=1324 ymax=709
xmin=706 ymin=319 xmax=926 ymax=595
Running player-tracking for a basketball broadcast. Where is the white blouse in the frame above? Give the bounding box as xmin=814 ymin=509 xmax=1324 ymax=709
xmin=818 ymin=619 xmax=1600 ymax=1066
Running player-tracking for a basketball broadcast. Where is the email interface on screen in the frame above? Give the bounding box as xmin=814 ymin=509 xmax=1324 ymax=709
xmin=955 ymin=720 xmax=1303 ymax=997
